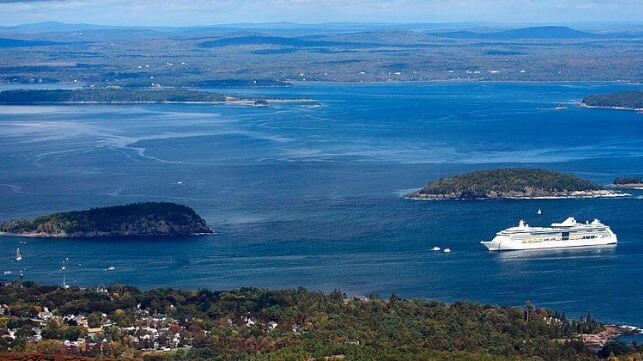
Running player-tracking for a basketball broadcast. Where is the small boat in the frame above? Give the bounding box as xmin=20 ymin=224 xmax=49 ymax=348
xmin=61 ymin=258 xmax=69 ymax=288
xmin=19 ymin=270 xmax=24 ymax=278
xmin=537 ymin=208 xmax=542 ymax=215
xmin=3 ymin=271 xmax=11 ymax=275
xmin=15 ymin=248 xmax=22 ymax=262
xmin=432 ymin=247 xmax=441 ymax=251
xmin=443 ymin=248 xmax=451 ymax=253
xmin=106 ymin=266 xmax=115 ymax=271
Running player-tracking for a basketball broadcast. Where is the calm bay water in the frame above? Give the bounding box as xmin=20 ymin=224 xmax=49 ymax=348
xmin=1 ymin=82 xmax=642 ymax=329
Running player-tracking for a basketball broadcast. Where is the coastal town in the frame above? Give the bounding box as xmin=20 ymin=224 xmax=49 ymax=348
xmin=0 ymin=281 xmax=640 ymax=360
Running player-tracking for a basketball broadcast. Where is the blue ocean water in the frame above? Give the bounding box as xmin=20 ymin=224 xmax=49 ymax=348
xmin=0 ymin=82 xmax=642 ymax=330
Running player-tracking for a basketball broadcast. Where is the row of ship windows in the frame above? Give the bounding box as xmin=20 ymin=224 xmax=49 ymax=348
xmin=520 ymin=238 xmax=557 ymax=243
xmin=519 ymin=234 xmax=603 ymax=243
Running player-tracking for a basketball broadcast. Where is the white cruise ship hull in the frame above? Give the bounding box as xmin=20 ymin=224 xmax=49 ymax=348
xmin=481 ymin=217 xmax=617 ymax=251
xmin=481 ymin=234 xmax=617 ymax=251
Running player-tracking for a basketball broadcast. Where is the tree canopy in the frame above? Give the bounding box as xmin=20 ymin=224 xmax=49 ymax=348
xmin=0 ymin=202 xmax=212 ymax=237
xmin=413 ymin=168 xmax=601 ymax=199
xmin=582 ymin=90 xmax=643 ymax=109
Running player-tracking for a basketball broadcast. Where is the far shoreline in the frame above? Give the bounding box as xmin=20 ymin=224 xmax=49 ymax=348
xmin=578 ymin=102 xmax=643 ymax=112
xmin=609 ymin=183 xmax=643 ymax=190
xmin=0 ymin=98 xmax=317 ymax=107
xmin=407 ymin=189 xmax=629 ymax=200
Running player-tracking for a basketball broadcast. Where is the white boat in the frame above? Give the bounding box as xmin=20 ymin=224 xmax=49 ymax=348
xmin=432 ymin=246 xmax=441 ymax=251
xmin=481 ymin=217 xmax=617 ymax=251
xmin=106 ymin=266 xmax=115 ymax=271
xmin=15 ymin=248 xmax=22 ymax=261
xmin=61 ymin=258 xmax=68 ymax=288
xmin=443 ymin=248 xmax=451 ymax=253
xmin=537 ymin=208 xmax=542 ymax=215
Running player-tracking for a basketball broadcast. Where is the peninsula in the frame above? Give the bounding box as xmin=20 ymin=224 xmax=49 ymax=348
xmin=409 ymin=168 xmax=622 ymax=200
xmin=0 ymin=88 xmax=316 ymax=106
xmin=581 ymin=90 xmax=643 ymax=111
xmin=0 ymin=202 xmax=212 ymax=238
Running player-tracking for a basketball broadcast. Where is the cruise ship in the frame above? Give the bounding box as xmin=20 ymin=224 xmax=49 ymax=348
xmin=481 ymin=217 xmax=617 ymax=251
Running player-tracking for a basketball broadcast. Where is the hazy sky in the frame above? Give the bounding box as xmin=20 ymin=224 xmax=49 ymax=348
xmin=0 ymin=0 xmax=641 ymax=26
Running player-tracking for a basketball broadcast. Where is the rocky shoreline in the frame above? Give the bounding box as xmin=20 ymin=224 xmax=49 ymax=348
xmin=611 ymin=183 xmax=643 ymax=190
xmin=408 ymin=189 xmax=626 ymax=200
xmin=579 ymin=102 xmax=643 ymax=112
xmin=582 ymin=325 xmax=642 ymax=349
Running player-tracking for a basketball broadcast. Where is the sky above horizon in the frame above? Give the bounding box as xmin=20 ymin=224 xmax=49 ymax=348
xmin=0 ymin=0 xmax=641 ymax=27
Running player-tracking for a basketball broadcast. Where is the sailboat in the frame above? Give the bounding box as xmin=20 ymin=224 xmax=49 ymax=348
xmin=537 ymin=208 xmax=542 ymax=215
xmin=61 ymin=258 xmax=69 ymax=289
xmin=15 ymin=248 xmax=22 ymax=262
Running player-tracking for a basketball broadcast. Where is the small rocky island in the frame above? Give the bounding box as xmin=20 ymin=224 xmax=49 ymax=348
xmin=409 ymin=168 xmax=622 ymax=200
xmin=0 ymin=202 xmax=212 ymax=238
xmin=581 ymin=90 xmax=643 ymax=111
xmin=613 ymin=176 xmax=643 ymax=189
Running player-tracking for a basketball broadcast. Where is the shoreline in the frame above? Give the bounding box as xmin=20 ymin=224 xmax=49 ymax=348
xmin=578 ymin=102 xmax=643 ymax=112
xmin=407 ymin=189 xmax=629 ymax=200
xmin=280 ymin=80 xmax=643 ymax=86
xmin=0 ymin=231 xmax=213 ymax=239
xmin=582 ymin=325 xmax=642 ymax=349
xmin=611 ymin=183 xmax=643 ymax=190
xmin=0 ymin=98 xmax=317 ymax=106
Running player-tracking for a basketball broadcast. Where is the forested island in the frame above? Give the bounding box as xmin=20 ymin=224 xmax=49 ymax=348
xmin=0 ymin=202 xmax=212 ymax=238
xmin=581 ymin=90 xmax=643 ymax=110
xmin=613 ymin=177 xmax=643 ymax=189
xmin=409 ymin=168 xmax=621 ymax=200
xmin=0 ymin=88 xmax=317 ymax=106
xmin=0 ymin=281 xmax=640 ymax=360
xmin=0 ymin=88 xmax=226 ymax=104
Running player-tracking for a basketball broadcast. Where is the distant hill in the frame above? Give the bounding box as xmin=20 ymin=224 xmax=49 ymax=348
xmin=432 ymin=26 xmax=600 ymax=39
xmin=0 ymin=21 xmax=107 ymax=33
xmin=409 ymin=168 xmax=612 ymax=200
xmin=0 ymin=202 xmax=212 ymax=238
xmin=582 ymin=90 xmax=643 ymax=110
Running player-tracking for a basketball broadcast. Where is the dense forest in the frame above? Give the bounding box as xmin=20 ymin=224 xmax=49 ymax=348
xmin=411 ymin=168 xmax=603 ymax=199
xmin=582 ymin=90 xmax=643 ymax=110
xmin=613 ymin=177 xmax=642 ymax=185
xmin=0 ymin=88 xmax=227 ymax=104
xmin=0 ymin=281 xmax=640 ymax=360
xmin=0 ymin=202 xmax=212 ymax=237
